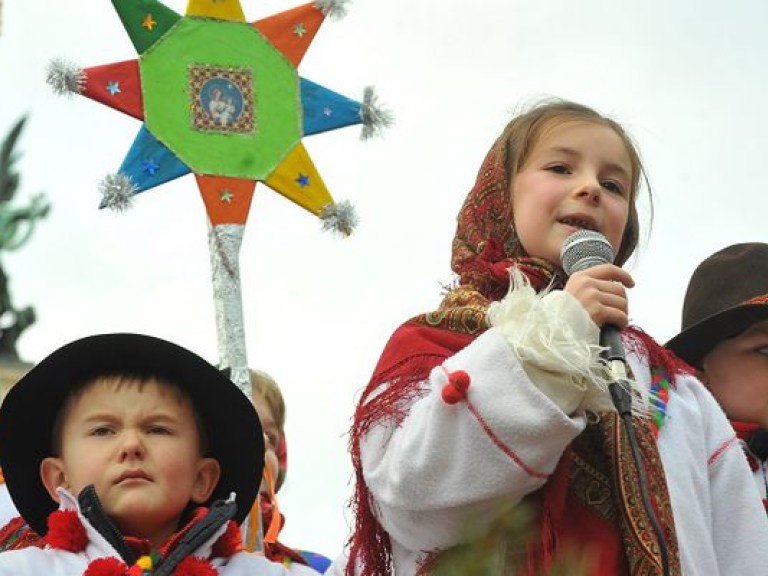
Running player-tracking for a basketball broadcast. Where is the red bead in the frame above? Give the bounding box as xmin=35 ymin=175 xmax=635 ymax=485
xmin=441 ymin=370 xmax=471 ymax=404
xmin=442 ymin=384 xmax=464 ymax=404
xmin=448 ymin=370 xmax=471 ymax=392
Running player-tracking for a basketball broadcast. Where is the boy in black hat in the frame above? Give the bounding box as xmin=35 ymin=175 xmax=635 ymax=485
xmin=668 ymin=242 xmax=768 ymax=510
xmin=0 ymin=333 xmax=290 ymax=574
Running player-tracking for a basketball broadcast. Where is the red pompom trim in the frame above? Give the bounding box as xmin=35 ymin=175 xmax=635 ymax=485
xmin=46 ymin=506 xmax=234 ymax=574
xmin=441 ymin=369 xmax=471 ymax=405
xmin=45 ymin=509 xmax=88 ymax=552
xmin=83 ymin=557 xmax=129 ymax=576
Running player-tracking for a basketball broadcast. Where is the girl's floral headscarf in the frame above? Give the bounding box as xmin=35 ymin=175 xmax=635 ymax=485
xmin=347 ymin=104 xmax=689 ymax=576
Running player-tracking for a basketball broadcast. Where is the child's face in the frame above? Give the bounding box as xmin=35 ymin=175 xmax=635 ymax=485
xmin=252 ymin=393 xmax=280 ymax=495
xmin=510 ymin=121 xmax=632 ymax=265
xmin=41 ymin=378 xmax=220 ymax=547
xmin=702 ymin=319 xmax=768 ymax=427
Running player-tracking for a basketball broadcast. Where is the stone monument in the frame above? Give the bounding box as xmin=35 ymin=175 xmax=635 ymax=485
xmin=0 ymin=117 xmax=50 ymax=397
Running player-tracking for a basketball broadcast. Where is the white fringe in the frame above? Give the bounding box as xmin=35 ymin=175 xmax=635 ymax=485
xmin=487 ymin=269 xmax=650 ymax=416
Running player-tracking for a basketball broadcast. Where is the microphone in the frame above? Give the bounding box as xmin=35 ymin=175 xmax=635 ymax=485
xmin=560 ymin=231 xmax=671 ymax=576
xmin=560 ymin=230 xmax=629 ymax=395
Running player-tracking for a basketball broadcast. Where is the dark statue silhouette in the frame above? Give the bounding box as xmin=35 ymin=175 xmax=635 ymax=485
xmin=0 ymin=117 xmax=49 ymax=361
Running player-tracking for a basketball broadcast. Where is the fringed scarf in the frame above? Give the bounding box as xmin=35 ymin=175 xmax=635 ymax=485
xmin=347 ymin=124 xmax=691 ymax=576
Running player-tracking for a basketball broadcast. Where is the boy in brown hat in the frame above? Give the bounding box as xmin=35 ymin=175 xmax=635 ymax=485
xmin=667 ymin=242 xmax=768 ymax=509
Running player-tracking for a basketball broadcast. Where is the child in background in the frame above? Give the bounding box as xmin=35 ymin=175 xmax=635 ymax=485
xmin=667 ymin=242 xmax=768 ymax=510
xmin=344 ymin=100 xmax=768 ymax=575
xmin=244 ymin=369 xmax=332 ymax=574
xmin=0 ymin=333 xmax=289 ymax=575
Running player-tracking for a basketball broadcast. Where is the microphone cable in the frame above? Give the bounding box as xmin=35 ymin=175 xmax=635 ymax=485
xmin=605 ymin=364 xmax=671 ymax=576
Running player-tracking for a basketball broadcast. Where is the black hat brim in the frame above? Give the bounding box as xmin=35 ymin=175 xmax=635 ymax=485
xmin=0 ymin=333 xmax=263 ymax=535
xmin=667 ymin=304 xmax=768 ymax=369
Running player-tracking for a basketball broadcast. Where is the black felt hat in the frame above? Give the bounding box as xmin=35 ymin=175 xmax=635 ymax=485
xmin=0 ymin=333 xmax=264 ymax=535
xmin=667 ymin=243 xmax=768 ymax=369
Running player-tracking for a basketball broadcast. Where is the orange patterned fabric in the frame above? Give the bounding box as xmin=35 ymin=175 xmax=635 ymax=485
xmin=347 ymin=125 xmax=686 ymax=575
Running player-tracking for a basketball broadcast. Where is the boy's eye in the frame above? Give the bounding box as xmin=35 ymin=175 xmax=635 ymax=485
xmin=755 ymin=346 xmax=768 ymax=357
xmin=90 ymin=426 xmax=114 ymax=437
xmin=147 ymin=425 xmax=172 ymax=435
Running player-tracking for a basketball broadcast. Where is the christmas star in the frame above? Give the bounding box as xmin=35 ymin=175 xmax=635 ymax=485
xmin=52 ymin=0 xmax=392 ymax=227
xmin=48 ymin=0 xmax=392 ymax=405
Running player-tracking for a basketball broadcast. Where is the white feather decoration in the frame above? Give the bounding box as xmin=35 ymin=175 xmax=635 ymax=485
xmin=314 ymin=0 xmax=350 ymax=20
xmin=320 ymin=200 xmax=358 ymax=236
xmin=46 ymin=58 xmax=86 ymax=96
xmin=360 ymin=86 xmax=394 ymax=140
xmin=98 ymin=173 xmax=137 ymax=212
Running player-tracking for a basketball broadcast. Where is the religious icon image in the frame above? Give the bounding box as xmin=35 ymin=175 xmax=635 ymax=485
xmin=192 ymin=66 xmax=254 ymax=134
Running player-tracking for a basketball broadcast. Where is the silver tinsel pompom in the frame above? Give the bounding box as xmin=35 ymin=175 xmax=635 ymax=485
xmin=360 ymin=86 xmax=394 ymax=140
xmin=320 ymin=200 xmax=358 ymax=236
xmin=46 ymin=58 xmax=86 ymax=96
xmin=98 ymin=173 xmax=137 ymax=212
xmin=314 ymin=0 xmax=350 ymax=19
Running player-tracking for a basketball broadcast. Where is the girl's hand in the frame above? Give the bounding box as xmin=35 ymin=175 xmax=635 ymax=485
xmin=563 ymin=264 xmax=635 ymax=329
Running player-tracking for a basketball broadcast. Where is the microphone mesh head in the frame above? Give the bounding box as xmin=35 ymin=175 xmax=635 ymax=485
xmin=560 ymin=229 xmax=615 ymax=276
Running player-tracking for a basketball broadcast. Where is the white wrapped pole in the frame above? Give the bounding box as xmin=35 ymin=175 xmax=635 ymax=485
xmin=210 ymin=224 xmax=262 ymax=551
xmin=208 ymin=222 xmax=251 ymax=400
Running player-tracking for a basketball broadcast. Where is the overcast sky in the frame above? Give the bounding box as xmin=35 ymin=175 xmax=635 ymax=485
xmin=2 ymin=0 xmax=768 ymax=560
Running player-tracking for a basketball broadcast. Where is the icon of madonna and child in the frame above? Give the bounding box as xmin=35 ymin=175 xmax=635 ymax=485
xmin=201 ymin=78 xmax=244 ymax=127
